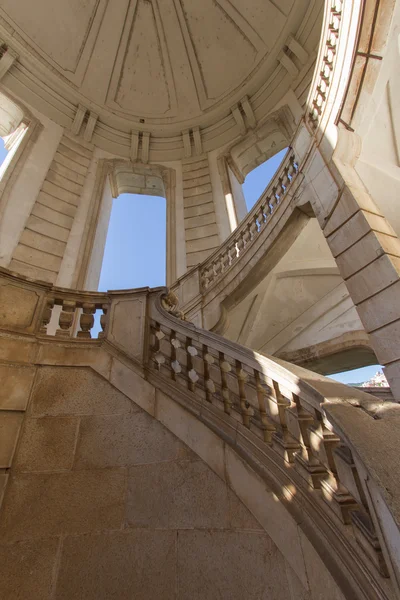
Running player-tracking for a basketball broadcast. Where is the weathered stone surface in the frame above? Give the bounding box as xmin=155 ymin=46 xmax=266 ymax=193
xmin=0 ymin=469 xmax=126 ymax=541
xmin=0 ymin=283 xmax=41 ymax=331
xmin=107 ymin=297 xmax=145 ymax=359
xmin=14 ymin=416 xmax=78 ymax=472
xmin=74 ymin=411 xmax=190 ymax=469
xmin=177 ymin=530 xmax=290 ymax=599
xmin=110 ymin=357 xmax=155 ymax=415
xmin=31 ymin=366 xmax=134 ymax=416
xmin=0 ymin=363 xmax=36 ymax=410
xmin=224 ymin=444 xmax=308 ymax=587
xmin=0 ymin=412 xmax=24 ymax=468
xmin=156 ymin=390 xmax=226 ymax=479
xmin=285 ymin=561 xmax=311 ymax=600
xmin=0 ymin=538 xmax=60 ymax=600
xmin=55 ymin=530 xmax=176 ymax=600
xmin=127 ymin=460 xmax=228 ymax=528
xmin=300 ymin=532 xmax=347 ymax=600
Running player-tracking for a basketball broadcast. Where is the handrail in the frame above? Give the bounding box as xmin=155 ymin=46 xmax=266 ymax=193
xmin=307 ymin=0 xmax=343 ymax=129
xmin=200 ymin=150 xmax=300 ymax=291
xmin=146 ymin=291 xmax=397 ymax=593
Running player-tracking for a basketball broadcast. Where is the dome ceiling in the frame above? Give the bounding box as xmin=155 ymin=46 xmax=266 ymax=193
xmin=0 ymin=0 xmax=321 ymax=136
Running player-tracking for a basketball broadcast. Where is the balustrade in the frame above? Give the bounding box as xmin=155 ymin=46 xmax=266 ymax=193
xmin=200 ymin=151 xmax=299 ymax=291
xmin=148 ymin=304 xmax=391 ymax=579
xmin=39 ymin=292 xmax=109 ymax=339
xmin=308 ymin=0 xmax=343 ymax=127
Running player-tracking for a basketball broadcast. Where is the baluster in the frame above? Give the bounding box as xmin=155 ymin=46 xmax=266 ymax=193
xmin=268 ymin=380 xmax=301 ymax=463
xmin=309 ymin=413 xmax=357 ymax=523
xmin=236 ymin=233 xmax=245 ymax=256
xmin=151 ymin=324 xmax=166 ymax=371
xmin=333 ymin=445 xmax=389 ymax=576
xmin=287 ymin=395 xmax=328 ymax=488
xmin=55 ymin=300 xmax=77 ymax=338
xmin=249 ymin=216 xmax=258 ymax=239
xmin=221 ymin=252 xmax=230 ymax=273
xmin=254 ymin=371 xmax=276 ymax=442
xmin=40 ymin=296 xmax=55 ymax=334
xmin=98 ymin=304 xmax=109 ymax=339
xmin=170 ymin=331 xmax=181 ymax=381
xmin=219 ymin=353 xmax=233 ymax=415
xmin=275 ymin=177 xmax=285 ymax=202
xmin=236 ymin=361 xmax=253 ymax=428
xmin=78 ymin=303 xmax=96 ymax=338
xmin=201 ymin=268 xmax=210 ymax=289
xmin=203 ymin=346 xmax=216 ymax=403
xmin=186 ymin=339 xmax=199 ymax=392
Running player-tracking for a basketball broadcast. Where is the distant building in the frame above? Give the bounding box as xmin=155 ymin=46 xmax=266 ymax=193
xmin=362 ymin=371 xmax=389 ymax=388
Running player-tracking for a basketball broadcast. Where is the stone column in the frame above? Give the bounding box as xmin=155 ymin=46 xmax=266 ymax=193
xmin=306 ymin=131 xmax=400 ymax=399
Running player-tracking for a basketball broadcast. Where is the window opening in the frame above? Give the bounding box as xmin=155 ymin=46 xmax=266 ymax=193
xmin=0 ymin=137 xmax=8 ymax=170
xmin=242 ymin=148 xmax=288 ymax=211
xmin=98 ymin=193 xmax=166 ymax=291
xmin=91 ymin=193 xmax=166 ymax=337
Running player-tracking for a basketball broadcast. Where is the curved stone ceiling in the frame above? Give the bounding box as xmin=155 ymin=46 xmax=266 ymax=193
xmin=0 ymin=0 xmax=323 ymax=157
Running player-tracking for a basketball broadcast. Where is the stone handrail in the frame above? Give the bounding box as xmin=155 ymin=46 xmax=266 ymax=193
xmin=307 ymin=0 xmax=343 ymax=129
xmin=200 ymin=150 xmax=299 ymax=291
xmin=147 ymin=291 xmax=399 ymax=596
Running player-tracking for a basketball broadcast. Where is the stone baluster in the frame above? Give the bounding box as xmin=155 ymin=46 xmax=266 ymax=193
xmin=254 ymin=370 xmax=276 ymax=442
xmin=275 ymin=177 xmax=285 ymax=202
xmin=242 ymin=223 xmax=251 ymax=248
xmin=77 ymin=302 xmax=96 ymax=338
xmin=203 ymin=345 xmax=216 ymax=403
xmin=40 ymin=296 xmax=55 ymax=334
xmin=236 ymin=361 xmax=253 ymax=428
xmin=186 ymin=338 xmax=199 ymax=392
xmin=286 ymin=395 xmax=328 ymax=488
xmin=170 ymin=331 xmax=181 ymax=382
xmin=255 ymin=207 xmax=263 ymax=232
xmin=236 ymin=232 xmax=245 ymax=257
xmin=221 ymin=251 xmax=230 ymax=273
xmin=55 ymin=299 xmax=77 ymax=338
xmin=333 ymin=445 xmax=389 ymax=576
xmin=308 ymin=412 xmax=358 ymax=523
xmin=219 ymin=352 xmax=233 ymax=415
xmin=267 ymin=379 xmax=301 ymax=463
xmin=249 ymin=215 xmax=258 ymax=239
xmin=98 ymin=304 xmax=109 ymax=338
xmin=227 ymin=245 xmax=235 ymax=266
xmin=201 ymin=268 xmax=210 ymax=289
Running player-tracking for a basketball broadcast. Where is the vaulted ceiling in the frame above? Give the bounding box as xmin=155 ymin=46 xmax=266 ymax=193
xmin=0 ymin=0 xmax=323 ymax=155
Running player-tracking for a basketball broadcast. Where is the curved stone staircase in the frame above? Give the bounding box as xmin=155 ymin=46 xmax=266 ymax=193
xmin=0 ymin=270 xmax=399 ymax=598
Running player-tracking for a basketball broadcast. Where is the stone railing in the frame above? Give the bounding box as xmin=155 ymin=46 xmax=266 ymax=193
xmin=307 ymin=0 xmax=343 ymax=128
xmin=40 ymin=289 xmax=109 ymax=338
xmin=200 ymin=150 xmax=299 ymax=291
xmin=0 ymin=267 xmax=399 ymax=597
xmin=148 ymin=291 xmax=398 ymax=593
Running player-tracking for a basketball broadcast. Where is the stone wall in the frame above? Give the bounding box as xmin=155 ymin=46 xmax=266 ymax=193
xmin=9 ymin=134 xmax=94 ymax=284
xmin=0 ymin=365 xmax=310 ymax=600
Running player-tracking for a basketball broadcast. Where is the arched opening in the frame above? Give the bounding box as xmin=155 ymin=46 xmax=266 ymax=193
xmin=98 ymin=192 xmax=166 ymax=291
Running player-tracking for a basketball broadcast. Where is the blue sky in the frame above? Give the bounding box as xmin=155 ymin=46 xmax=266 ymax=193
xmin=0 ymin=138 xmax=7 ymax=163
xmin=0 ymin=139 xmax=381 ymax=383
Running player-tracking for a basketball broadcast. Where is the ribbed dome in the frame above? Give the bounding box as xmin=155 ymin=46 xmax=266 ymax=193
xmin=0 ymin=0 xmax=322 ymax=137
